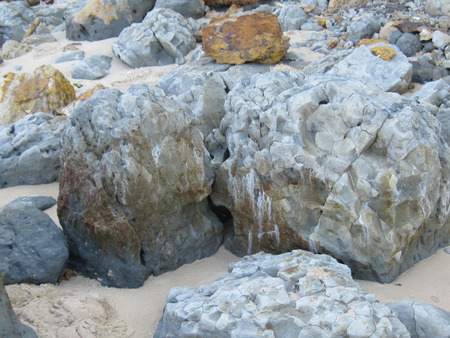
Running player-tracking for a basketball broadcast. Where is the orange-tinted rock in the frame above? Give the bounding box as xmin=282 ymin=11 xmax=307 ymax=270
xmin=0 ymin=65 xmax=75 ymax=125
xmin=202 ymin=12 xmax=290 ymax=64
xmin=356 ymin=38 xmax=389 ymax=47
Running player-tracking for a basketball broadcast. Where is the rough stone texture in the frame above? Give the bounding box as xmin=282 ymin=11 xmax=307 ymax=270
xmin=0 ymin=65 xmax=75 ymax=126
xmin=1 ymin=40 xmax=33 ymax=60
xmin=208 ymin=71 xmax=450 ymax=283
xmin=155 ymin=250 xmax=410 ymax=337
xmin=154 ymin=0 xmax=204 ymax=19
xmin=437 ymin=111 xmax=450 ymax=146
xmin=327 ymin=0 xmax=371 ymax=13
xmin=433 ymin=30 xmax=450 ymax=50
xmin=395 ymin=32 xmax=422 ymax=57
xmin=426 ymin=0 xmax=450 ymax=17
xmin=0 ymin=112 xmax=65 ymax=188
xmin=346 ymin=15 xmax=382 ymax=44
xmin=112 ymin=8 xmax=196 ymax=68
xmin=274 ymin=4 xmax=308 ymax=31
xmin=64 ymin=0 xmax=156 ymax=41
xmin=0 ymin=273 xmax=38 ymax=338
xmin=55 ymin=50 xmax=84 ymax=63
xmin=327 ymin=43 xmax=412 ymax=93
xmin=0 ymin=196 xmax=68 ymax=285
xmin=202 ymin=12 xmax=289 ymax=64
xmin=411 ymin=78 xmax=450 ymax=108
xmin=388 ymin=300 xmax=450 ymax=338
xmin=71 ymin=54 xmax=112 ymax=80
xmin=57 ymin=85 xmax=223 ymax=288
xmin=205 ymin=0 xmax=263 ymax=6
xmin=411 ymin=54 xmax=450 ymax=83
xmin=0 ymin=1 xmax=36 ymax=46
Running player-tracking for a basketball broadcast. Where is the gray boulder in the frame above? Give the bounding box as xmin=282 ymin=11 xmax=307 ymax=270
xmin=346 ymin=14 xmax=382 ymax=43
xmin=0 ymin=196 xmax=68 ymax=285
xmin=155 ymin=250 xmax=410 ymax=337
xmin=426 ymin=0 xmax=450 ymax=17
xmin=274 ymin=4 xmax=309 ymax=31
xmin=208 ymin=71 xmax=450 ymax=283
xmin=71 ymin=54 xmax=112 ymax=80
xmin=328 ymin=43 xmax=412 ymax=93
xmin=395 ymin=33 xmax=422 ymax=57
xmin=411 ymin=78 xmax=450 ymax=108
xmin=0 ymin=273 xmax=38 ymax=338
xmin=0 ymin=1 xmax=36 ymax=46
xmin=154 ymin=0 xmax=204 ymax=19
xmin=55 ymin=50 xmax=85 ymax=63
xmin=412 ymin=54 xmax=450 ymax=83
xmin=57 ymin=85 xmax=222 ymax=288
xmin=388 ymin=300 xmax=450 ymax=338
xmin=0 ymin=112 xmax=66 ymax=188
xmin=112 ymin=8 xmax=196 ymax=68
xmin=64 ymin=0 xmax=156 ymax=41
xmin=437 ymin=111 xmax=450 ymax=145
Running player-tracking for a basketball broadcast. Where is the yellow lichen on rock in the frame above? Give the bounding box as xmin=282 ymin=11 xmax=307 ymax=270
xmin=356 ymin=38 xmax=389 ymax=47
xmin=75 ymin=0 xmax=118 ymax=26
xmin=370 ymin=46 xmax=397 ymax=61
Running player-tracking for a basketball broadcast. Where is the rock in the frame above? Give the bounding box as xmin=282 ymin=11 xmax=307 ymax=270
xmin=370 ymin=45 xmax=397 ymax=61
xmin=0 ymin=112 xmax=65 ymax=188
xmin=327 ymin=0 xmax=371 ymax=13
xmin=411 ymin=54 xmax=450 ymax=84
xmin=57 ymin=85 xmax=222 ymax=288
xmin=205 ymin=0 xmax=264 ymax=6
xmin=346 ymin=15 xmax=382 ymax=44
xmin=202 ymin=12 xmax=289 ymax=64
xmin=274 ymin=4 xmax=308 ymax=31
xmin=0 ymin=1 xmax=36 ymax=46
xmin=112 ymin=8 xmax=196 ymax=68
xmin=327 ymin=43 xmax=412 ymax=93
xmin=64 ymin=0 xmax=156 ymax=41
xmin=0 ymin=273 xmax=38 ymax=338
xmin=0 ymin=65 xmax=75 ymax=126
xmin=411 ymin=78 xmax=450 ymax=108
xmin=155 ymin=250 xmax=410 ymax=337
xmin=437 ymin=111 xmax=450 ymax=145
xmin=71 ymin=54 xmax=112 ymax=80
xmin=55 ymin=50 xmax=85 ymax=63
xmin=426 ymin=0 xmax=450 ymax=17
xmin=154 ymin=0 xmax=204 ymax=19
xmin=30 ymin=0 xmax=66 ymax=28
xmin=0 ymin=196 xmax=68 ymax=284
xmin=395 ymin=32 xmax=422 ymax=57
xmin=388 ymin=300 xmax=450 ymax=338
xmin=433 ymin=30 xmax=450 ymax=50
xmin=302 ymin=49 xmax=352 ymax=75
xmin=208 ymin=71 xmax=450 ymax=283
xmin=1 ymin=40 xmax=33 ymax=60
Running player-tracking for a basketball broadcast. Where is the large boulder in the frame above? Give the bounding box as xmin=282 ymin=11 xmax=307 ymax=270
xmin=57 ymin=85 xmax=223 ymax=288
xmin=0 ymin=65 xmax=75 ymax=126
xmin=154 ymin=0 xmax=204 ymax=19
xmin=0 ymin=1 xmax=36 ymax=46
xmin=208 ymin=71 xmax=450 ymax=283
xmin=0 ymin=273 xmax=38 ymax=338
xmin=155 ymin=250 xmax=410 ymax=337
xmin=112 ymin=8 xmax=196 ymax=68
xmin=202 ymin=11 xmax=290 ymax=64
xmin=64 ymin=0 xmax=156 ymax=41
xmin=0 ymin=112 xmax=65 ymax=188
xmin=71 ymin=54 xmax=112 ymax=80
xmin=0 ymin=196 xmax=68 ymax=285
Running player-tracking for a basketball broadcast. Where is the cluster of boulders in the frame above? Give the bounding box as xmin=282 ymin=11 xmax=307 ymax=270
xmin=1 ymin=0 xmax=450 ymax=336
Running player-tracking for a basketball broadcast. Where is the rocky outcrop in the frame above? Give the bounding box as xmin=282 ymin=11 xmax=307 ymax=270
xmin=71 ymin=54 xmax=112 ymax=80
xmin=388 ymin=300 xmax=450 ymax=338
xmin=0 ymin=273 xmax=38 ymax=338
xmin=64 ymin=0 xmax=156 ymax=41
xmin=0 ymin=65 xmax=75 ymax=126
xmin=155 ymin=250 xmax=410 ymax=337
xmin=202 ymin=11 xmax=290 ymax=64
xmin=0 ymin=112 xmax=65 ymax=188
xmin=0 ymin=196 xmax=68 ymax=285
xmin=0 ymin=1 xmax=36 ymax=46
xmin=57 ymin=85 xmax=222 ymax=288
xmin=208 ymin=71 xmax=450 ymax=283
xmin=112 ymin=8 xmax=196 ymax=68
xmin=154 ymin=0 xmax=204 ymax=19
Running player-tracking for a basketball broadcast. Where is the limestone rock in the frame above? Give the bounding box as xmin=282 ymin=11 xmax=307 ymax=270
xmin=112 ymin=8 xmax=196 ymax=68
xmin=155 ymin=250 xmax=410 ymax=337
xmin=208 ymin=71 xmax=450 ymax=283
xmin=205 ymin=0 xmax=264 ymax=6
xmin=0 ymin=65 xmax=75 ymax=126
xmin=1 ymin=40 xmax=33 ymax=60
xmin=0 ymin=273 xmax=38 ymax=338
xmin=57 ymin=85 xmax=222 ymax=288
xmin=411 ymin=78 xmax=450 ymax=108
xmin=154 ymin=0 xmax=205 ymax=19
xmin=433 ymin=30 xmax=450 ymax=50
xmin=0 ymin=112 xmax=65 ymax=188
xmin=327 ymin=0 xmax=371 ymax=13
xmin=64 ymin=0 xmax=156 ymax=41
xmin=0 ymin=196 xmax=68 ymax=284
xmin=346 ymin=15 xmax=382 ymax=44
xmin=71 ymin=54 xmax=112 ymax=80
xmin=426 ymin=0 xmax=450 ymax=17
xmin=202 ymin=12 xmax=289 ymax=64
xmin=55 ymin=50 xmax=84 ymax=63
xmin=274 ymin=4 xmax=308 ymax=31
xmin=0 ymin=1 xmax=36 ymax=46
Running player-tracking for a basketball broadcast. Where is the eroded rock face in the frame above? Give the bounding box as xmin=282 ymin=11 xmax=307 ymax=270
xmin=57 ymin=85 xmax=222 ymax=288
xmin=202 ymin=11 xmax=289 ymax=64
xmin=0 ymin=65 xmax=75 ymax=126
xmin=0 ymin=1 xmax=36 ymax=46
xmin=155 ymin=250 xmax=410 ymax=337
xmin=208 ymin=71 xmax=450 ymax=283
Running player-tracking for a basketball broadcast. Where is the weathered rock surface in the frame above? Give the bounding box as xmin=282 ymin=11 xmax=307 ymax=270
xmin=155 ymin=250 xmax=410 ymax=337
xmin=1 ymin=40 xmax=33 ymax=60
xmin=327 ymin=0 xmax=371 ymax=13
xmin=71 ymin=54 xmax=112 ymax=80
xmin=112 ymin=8 xmax=196 ymax=68
xmin=388 ymin=300 xmax=450 ymax=338
xmin=154 ymin=0 xmax=204 ymax=19
xmin=411 ymin=78 xmax=450 ymax=109
xmin=274 ymin=4 xmax=308 ymax=31
xmin=0 ymin=1 xmax=36 ymax=46
xmin=64 ymin=0 xmax=156 ymax=41
xmin=57 ymin=85 xmax=222 ymax=288
xmin=0 ymin=65 xmax=75 ymax=126
xmin=55 ymin=50 xmax=84 ymax=63
xmin=346 ymin=14 xmax=382 ymax=43
xmin=208 ymin=71 xmax=450 ymax=283
xmin=0 ymin=196 xmax=68 ymax=285
xmin=327 ymin=43 xmax=412 ymax=93
xmin=411 ymin=54 xmax=450 ymax=83
xmin=202 ymin=12 xmax=290 ymax=64
xmin=0 ymin=112 xmax=65 ymax=188
xmin=425 ymin=0 xmax=450 ymax=17
xmin=205 ymin=0 xmax=264 ymax=6
xmin=0 ymin=273 xmax=38 ymax=338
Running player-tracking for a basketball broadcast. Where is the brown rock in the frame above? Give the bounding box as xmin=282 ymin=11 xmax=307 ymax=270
xmin=0 ymin=65 xmax=75 ymax=125
xmin=202 ymin=12 xmax=290 ymax=64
